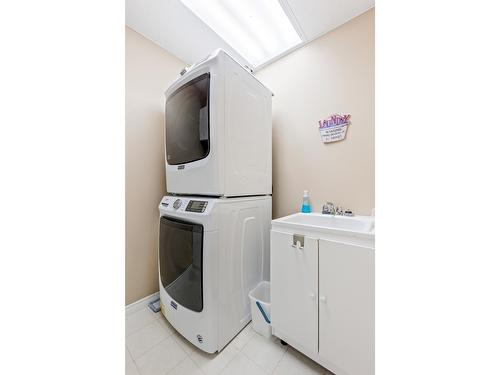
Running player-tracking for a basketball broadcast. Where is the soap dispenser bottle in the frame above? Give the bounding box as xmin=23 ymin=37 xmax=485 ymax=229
xmin=301 ymin=190 xmax=311 ymax=213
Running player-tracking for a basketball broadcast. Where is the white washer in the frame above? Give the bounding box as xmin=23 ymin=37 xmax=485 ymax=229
xmin=158 ymin=195 xmax=271 ymax=353
xmin=164 ymin=49 xmax=272 ymax=197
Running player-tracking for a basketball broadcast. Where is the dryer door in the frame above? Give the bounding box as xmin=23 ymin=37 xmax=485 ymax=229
xmin=165 ymin=73 xmax=210 ymax=165
xmin=159 ymin=216 xmax=203 ymax=312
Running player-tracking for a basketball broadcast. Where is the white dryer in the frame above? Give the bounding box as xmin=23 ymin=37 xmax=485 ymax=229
xmin=164 ymin=49 xmax=272 ymax=197
xmin=158 ymin=195 xmax=271 ymax=353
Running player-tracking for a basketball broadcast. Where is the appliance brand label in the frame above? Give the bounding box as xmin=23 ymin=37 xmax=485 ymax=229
xmin=170 ymin=301 xmax=178 ymax=310
xmin=177 ymin=165 xmax=185 ymax=170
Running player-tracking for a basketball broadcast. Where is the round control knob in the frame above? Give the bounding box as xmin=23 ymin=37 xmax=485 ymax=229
xmin=173 ymin=199 xmax=182 ymax=210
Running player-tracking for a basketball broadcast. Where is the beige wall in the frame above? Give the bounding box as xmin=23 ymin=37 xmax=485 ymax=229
xmin=256 ymin=8 xmax=374 ymax=218
xmin=125 ymin=27 xmax=185 ymax=305
xmin=125 ymin=9 xmax=374 ymax=304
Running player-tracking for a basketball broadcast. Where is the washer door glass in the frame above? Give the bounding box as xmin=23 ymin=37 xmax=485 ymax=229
xmin=159 ymin=216 xmax=203 ymax=312
xmin=165 ymin=73 xmax=210 ymax=165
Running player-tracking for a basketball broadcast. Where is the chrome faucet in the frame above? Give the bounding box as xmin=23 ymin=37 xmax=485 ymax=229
xmin=322 ymin=202 xmax=354 ymax=216
xmin=322 ymin=202 xmax=335 ymax=215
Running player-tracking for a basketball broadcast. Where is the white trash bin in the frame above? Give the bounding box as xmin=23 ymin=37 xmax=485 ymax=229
xmin=248 ymin=281 xmax=271 ymax=337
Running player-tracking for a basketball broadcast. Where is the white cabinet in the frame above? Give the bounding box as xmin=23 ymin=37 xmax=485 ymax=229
xmin=270 ymin=231 xmax=318 ymax=354
xmin=318 ymin=240 xmax=374 ymax=375
xmin=270 ymin=216 xmax=374 ymax=375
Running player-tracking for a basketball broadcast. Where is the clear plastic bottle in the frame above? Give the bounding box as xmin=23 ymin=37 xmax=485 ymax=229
xmin=301 ymin=190 xmax=311 ymax=213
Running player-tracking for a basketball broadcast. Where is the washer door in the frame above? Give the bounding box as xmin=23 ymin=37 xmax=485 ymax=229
xmin=159 ymin=216 xmax=203 ymax=312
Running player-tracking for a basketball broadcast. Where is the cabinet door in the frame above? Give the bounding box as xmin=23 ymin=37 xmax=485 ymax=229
xmin=271 ymin=231 xmax=318 ymax=354
xmin=319 ymin=240 xmax=374 ymax=375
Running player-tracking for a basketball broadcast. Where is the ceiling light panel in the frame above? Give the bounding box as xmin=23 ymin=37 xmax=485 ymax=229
xmin=180 ymin=0 xmax=302 ymax=68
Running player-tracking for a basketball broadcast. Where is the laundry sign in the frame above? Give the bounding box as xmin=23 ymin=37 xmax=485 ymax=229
xmin=318 ymin=114 xmax=351 ymax=143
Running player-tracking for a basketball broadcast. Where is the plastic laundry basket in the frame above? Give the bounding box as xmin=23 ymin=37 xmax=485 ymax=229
xmin=248 ymin=281 xmax=271 ymax=337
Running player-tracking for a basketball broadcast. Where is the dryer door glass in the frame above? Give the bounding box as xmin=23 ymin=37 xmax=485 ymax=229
xmin=159 ymin=216 xmax=203 ymax=312
xmin=165 ymin=73 xmax=210 ymax=165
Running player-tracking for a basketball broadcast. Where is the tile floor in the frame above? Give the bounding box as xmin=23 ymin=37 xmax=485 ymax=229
xmin=126 ymin=306 xmax=332 ymax=375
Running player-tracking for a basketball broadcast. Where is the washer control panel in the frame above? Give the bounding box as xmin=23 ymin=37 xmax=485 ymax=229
xmin=160 ymin=196 xmax=211 ymax=214
xmin=173 ymin=199 xmax=182 ymax=210
xmin=185 ymin=200 xmax=208 ymax=213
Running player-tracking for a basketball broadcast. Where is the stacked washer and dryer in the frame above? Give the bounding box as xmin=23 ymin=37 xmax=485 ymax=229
xmin=158 ymin=49 xmax=273 ymax=353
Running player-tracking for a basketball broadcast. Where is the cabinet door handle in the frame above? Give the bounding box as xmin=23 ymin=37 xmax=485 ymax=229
xmin=319 ymin=295 xmax=327 ymax=303
xmin=292 ymin=235 xmax=304 ymax=250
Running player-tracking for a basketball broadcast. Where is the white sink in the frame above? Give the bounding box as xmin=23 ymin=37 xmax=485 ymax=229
xmin=273 ymin=212 xmax=374 ymax=235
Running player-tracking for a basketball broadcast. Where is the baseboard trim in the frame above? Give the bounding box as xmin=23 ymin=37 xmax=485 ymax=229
xmin=125 ymin=291 xmax=160 ymax=315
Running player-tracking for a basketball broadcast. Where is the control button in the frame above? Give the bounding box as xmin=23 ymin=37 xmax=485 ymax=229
xmin=173 ymin=199 xmax=182 ymax=209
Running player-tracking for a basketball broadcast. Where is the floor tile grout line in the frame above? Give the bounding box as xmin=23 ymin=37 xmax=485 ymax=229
xmin=126 ymin=320 xmax=173 ymax=360
xmin=269 ymin=345 xmax=288 ymax=375
xmin=127 ymin=346 xmax=140 ymax=370
xmin=126 ymin=307 xmax=158 ymax=320
xmin=127 ymin=317 xmax=170 ymax=337
xmin=172 ymin=334 xmax=208 ymax=374
xmin=238 ymin=337 xmax=289 ymax=375
xmin=128 ymin=335 xmax=173 ymax=364
xmin=235 ymin=329 xmax=256 ymax=353
xmin=126 ymin=323 xmax=154 ymax=338
xmin=175 ymin=334 xmax=196 ymax=358
xmin=215 ymin=353 xmax=236 ymax=375
xmin=239 ymin=332 xmax=290 ymax=373
xmin=125 ymin=313 xmax=158 ymax=337
xmin=239 ymin=350 xmax=274 ymax=375
xmin=128 ymin=359 xmax=140 ymax=375
xmin=126 ymin=346 xmax=142 ymax=375
xmin=163 ymin=355 xmax=191 ymax=375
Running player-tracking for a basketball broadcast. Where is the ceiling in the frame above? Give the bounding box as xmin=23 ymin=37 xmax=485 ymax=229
xmin=126 ymin=0 xmax=374 ymax=71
